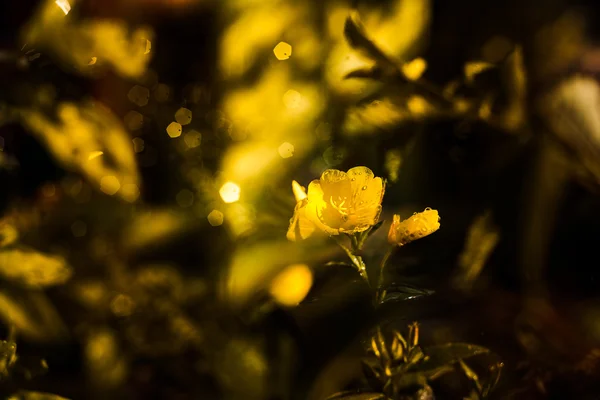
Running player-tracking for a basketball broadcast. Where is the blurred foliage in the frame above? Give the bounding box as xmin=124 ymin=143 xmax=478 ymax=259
xmin=0 ymin=0 xmax=600 ymax=398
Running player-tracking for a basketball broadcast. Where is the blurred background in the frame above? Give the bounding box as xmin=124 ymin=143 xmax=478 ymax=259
xmin=1 ymin=0 xmax=600 ymax=398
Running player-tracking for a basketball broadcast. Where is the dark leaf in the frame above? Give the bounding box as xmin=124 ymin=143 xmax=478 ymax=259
xmin=362 ymin=358 xmax=385 ymax=391
xmin=368 ymin=220 xmax=385 ymax=237
xmin=386 ymin=372 xmax=428 ymax=397
xmin=416 ymin=343 xmax=490 ymax=371
xmin=377 ymin=284 xmax=434 ymax=304
xmin=8 ymin=392 xmax=70 ymax=400
xmin=0 ymin=287 xmax=68 ymax=342
xmin=325 ymin=390 xmax=387 ymax=400
xmin=344 ymin=67 xmax=384 ymax=80
xmin=343 ymin=15 xmax=397 ymax=73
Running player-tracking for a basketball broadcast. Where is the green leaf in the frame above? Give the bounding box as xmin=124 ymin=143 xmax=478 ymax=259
xmin=0 ymin=247 xmax=72 ymax=288
xmin=415 ymin=343 xmax=491 ymax=371
xmin=377 ymin=284 xmax=434 ymax=304
xmin=368 ymin=220 xmax=385 ymax=237
xmin=325 ymin=390 xmax=387 ymax=400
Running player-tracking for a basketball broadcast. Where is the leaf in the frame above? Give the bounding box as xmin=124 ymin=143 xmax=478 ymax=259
xmin=20 ymin=101 xmax=140 ymax=202
xmin=8 ymin=392 xmax=70 ymax=400
xmin=0 ymin=338 xmax=17 ymax=377
xmin=361 ymin=358 xmax=384 ymax=392
xmin=344 ymin=66 xmax=384 ymax=80
xmin=0 ymin=222 xmax=18 ymax=248
xmin=377 ymin=284 xmax=434 ymax=304
xmin=325 ymin=390 xmax=387 ymax=400
xmin=416 ymin=343 xmax=491 ymax=371
xmin=368 ymin=220 xmax=385 ymax=237
xmin=0 ymin=287 xmax=68 ymax=342
xmin=0 ymin=247 xmax=72 ymax=288
xmin=343 ymin=14 xmax=398 ymax=74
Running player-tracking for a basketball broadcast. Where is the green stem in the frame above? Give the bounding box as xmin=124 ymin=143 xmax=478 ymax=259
xmin=333 ymin=236 xmax=370 ymax=287
xmin=378 ymin=246 xmax=396 ymax=288
xmin=376 ymin=246 xmax=396 ymax=304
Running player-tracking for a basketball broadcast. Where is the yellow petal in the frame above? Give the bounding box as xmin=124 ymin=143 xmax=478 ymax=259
xmin=306 ymin=200 xmax=340 ymax=235
xmin=342 ymin=167 xmax=384 ymax=232
xmin=388 ymin=208 xmax=440 ymax=246
xmin=388 ymin=214 xmax=401 ymax=244
xmin=286 ymin=200 xmax=316 ymax=241
xmin=292 ymin=180 xmax=307 ymax=202
xmin=304 ymin=181 xmax=339 ymax=235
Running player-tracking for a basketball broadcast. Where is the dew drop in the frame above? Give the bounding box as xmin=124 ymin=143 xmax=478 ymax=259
xmin=362 ymin=186 xmax=367 ymax=190
xmin=424 ymin=207 xmax=432 ymax=211
xmin=351 ymin=177 xmax=356 ymax=181
xmin=342 ymin=215 xmax=348 ymax=221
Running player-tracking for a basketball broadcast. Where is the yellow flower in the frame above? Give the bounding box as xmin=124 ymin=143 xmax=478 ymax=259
xmin=388 ymin=208 xmax=440 ymax=246
xmin=286 ymin=181 xmax=316 ymax=241
xmin=307 ymin=166 xmax=385 ymax=235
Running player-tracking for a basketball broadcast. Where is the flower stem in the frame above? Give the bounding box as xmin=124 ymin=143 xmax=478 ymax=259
xmin=376 ymin=246 xmax=396 ymax=303
xmin=378 ymin=246 xmax=396 ymax=288
xmin=333 ymin=236 xmax=370 ymax=287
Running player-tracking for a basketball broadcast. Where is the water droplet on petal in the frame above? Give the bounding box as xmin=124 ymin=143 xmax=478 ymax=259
xmin=362 ymin=186 xmax=367 ymax=190
xmin=424 ymin=207 xmax=432 ymax=211
xmin=351 ymin=177 xmax=356 ymax=181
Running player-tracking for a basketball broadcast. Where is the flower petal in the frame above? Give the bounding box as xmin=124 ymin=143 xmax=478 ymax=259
xmin=319 ymin=169 xmax=352 ymax=201
xmin=388 ymin=208 xmax=440 ymax=246
xmin=306 ymin=200 xmax=340 ymax=235
xmin=342 ymin=167 xmax=385 ymax=232
xmin=286 ymin=199 xmax=316 ymax=241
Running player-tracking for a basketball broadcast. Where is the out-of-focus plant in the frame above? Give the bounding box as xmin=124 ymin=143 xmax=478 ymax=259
xmin=22 ymin=0 xmax=153 ymax=79
xmin=327 ymin=323 xmax=502 ymax=400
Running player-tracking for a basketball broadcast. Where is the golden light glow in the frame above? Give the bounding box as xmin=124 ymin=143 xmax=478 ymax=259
xmin=406 ymin=95 xmax=430 ymax=116
xmin=55 ymin=0 xmax=71 ymax=15
xmin=120 ymin=183 xmax=140 ymax=203
xmin=176 ymin=189 xmax=194 ymax=208
xmin=219 ymin=182 xmax=241 ymax=203
xmin=124 ymin=111 xmax=144 ymax=131
xmin=166 ymin=122 xmax=182 ymax=138
xmin=269 ymin=264 xmax=313 ymax=306
xmin=174 ymin=108 xmax=192 ymax=125
xmin=100 ymin=176 xmax=121 ymax=196
xmin=402 ymin=58 xmax=427 ymax=81
xmin=207 ymin=210 xmax=224 ymax=227
xmin=128 ymin=86 xmax=150 ymax=107
xmin=464 ymin=61 xmax=494 ymax=84
xmin=278 ymin=142 xmax=294 ymax=158
xmin=88 ymin=151 xmax=104 ymax=161
xmin=154 ymin=84 xmax=171 ymax=102
xmin=184 ymin=130 xmax=202 ymax=148
xmin=132 ymin=138 xmax=144 ymax=153
xmin=273 ymin=41 xmax=292 ymax=60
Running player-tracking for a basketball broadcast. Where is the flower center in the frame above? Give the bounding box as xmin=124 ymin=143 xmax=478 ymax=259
xmin=329 ymin=196 xmax=349 ymax=217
